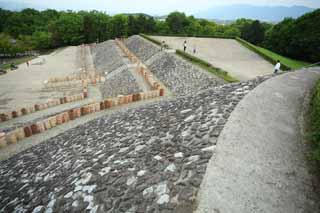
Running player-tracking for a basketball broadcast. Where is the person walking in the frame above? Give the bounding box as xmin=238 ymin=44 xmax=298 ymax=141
xmin=274 ymin=60 xmax=281 ymax=74
xmin=26 ymin=61 xmax=29 ymax=67
xmin=183 ymin=40 xmax=187 ymax=52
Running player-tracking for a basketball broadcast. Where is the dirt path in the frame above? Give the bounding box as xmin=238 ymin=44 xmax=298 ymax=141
xmin=152 ymin=36 xmax=274 ymax=81
xmin=0 ymin=46 xmax=80 ymax=113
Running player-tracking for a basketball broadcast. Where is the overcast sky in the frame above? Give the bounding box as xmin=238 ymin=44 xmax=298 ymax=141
xmin=1 ymin=0 xmax=320 ymax=14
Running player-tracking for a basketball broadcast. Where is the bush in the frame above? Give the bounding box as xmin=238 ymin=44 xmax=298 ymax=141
xmin=308 ymin=80 xmax=320 ymax=161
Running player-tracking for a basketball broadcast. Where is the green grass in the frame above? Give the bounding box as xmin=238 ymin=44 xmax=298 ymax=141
xmin=140 ymin=34 xmax=238 ymax=83
xmin=140 ymin=33 xmax=162 ymax=46
xmin=236 ymin=37 xmax=310 ymax=70
xmin=1 ymin=56 xmax=36 ymax=70
xmin=307 ymin=80 xmax=320 ymax=162
xmin=176 ymin=50 xmax=238 ymax=83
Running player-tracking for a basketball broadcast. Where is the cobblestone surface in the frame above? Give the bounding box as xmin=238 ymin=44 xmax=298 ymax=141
xmin=146 ymin=51 xmax=225 ymax=96
xmin=100 ymin=68 xmax=143 ymax=99
xmin=91 ymin=40 xmax=125 ymax=74
xmin=125 ymin=35 xmax=161 ymax=62
xmin=0 ymin=76 xmax=270 ymax=213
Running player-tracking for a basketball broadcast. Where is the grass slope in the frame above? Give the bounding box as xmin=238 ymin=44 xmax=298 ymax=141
xmin=236 ymin=37 xmax=310 ymax=70
xmin=140 ymin=34 xmax=238 ymax=83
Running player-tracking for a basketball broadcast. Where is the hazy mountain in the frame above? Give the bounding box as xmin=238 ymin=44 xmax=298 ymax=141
xmin=196 ymin=4 xmax=315 ymax=22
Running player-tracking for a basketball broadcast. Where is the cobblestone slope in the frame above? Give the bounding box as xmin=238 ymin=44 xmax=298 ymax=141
xmin=146 ymin=51 xmax=225 ymax=96
xmin=100 ymin=68 xmax=143 ymax=98
xmin=0 ymin=76 xmax=270 ymax=213
xmin=91 ymin=40 xmax=125 ymax=74
xmin=125 ymin=35 xmax=161 ymax=62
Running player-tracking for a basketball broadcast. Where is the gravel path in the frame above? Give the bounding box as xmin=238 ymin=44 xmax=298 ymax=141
xmin=0 ymin=76 xmax=269 ymax=212
xmin=0 ymin=47 xmax=80 ymax=113
xmin=196 ymin=68 xmax=320 ymax=213
xmin=152 ymin=36 xmax=274 ymax=81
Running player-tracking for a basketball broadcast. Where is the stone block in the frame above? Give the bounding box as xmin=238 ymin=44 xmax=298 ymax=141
xmin=0 ymin=132 xmax=7 ymax=148
xmin=24 ymin=126 xmax=32 ymax=137
xmin=6 ymin=131 xmax=17 ymax=144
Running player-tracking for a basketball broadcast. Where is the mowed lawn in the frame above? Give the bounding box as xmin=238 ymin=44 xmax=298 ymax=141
xmin=254 ymin=46 xmax=310 ymax=69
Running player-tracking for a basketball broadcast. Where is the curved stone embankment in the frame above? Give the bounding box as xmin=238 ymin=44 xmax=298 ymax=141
xmin=100 ymin=68 xmax=143 ymax=98
xmin=196 ymin=68 xmax=320 ymax=213
xmin=91 ymin=40 xmax=125 ymax=74
xmin=0 ymin=76 xmax=269 ymax=212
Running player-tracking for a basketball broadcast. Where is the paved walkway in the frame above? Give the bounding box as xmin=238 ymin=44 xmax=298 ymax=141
xmin=196 ymin=68 xmax=320 ymax=212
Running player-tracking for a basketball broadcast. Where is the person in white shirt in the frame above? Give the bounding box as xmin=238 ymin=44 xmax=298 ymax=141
xmin=274 ymin=60 xmax=281 ymax=74
xmin=183 ymin=40 xmax=187 ymax=52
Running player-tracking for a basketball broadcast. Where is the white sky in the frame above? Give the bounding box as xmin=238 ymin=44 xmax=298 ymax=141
xmin=4 ymin=0 xmax=320 ymax=14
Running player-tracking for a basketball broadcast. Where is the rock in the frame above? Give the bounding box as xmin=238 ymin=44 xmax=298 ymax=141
xmin=165 ymin=164 xmax=176 ymax=172
xmin=157 ymin=194 xmax=170 ymax=205
xmin=174 ymin=152 xmax=184 ymax=158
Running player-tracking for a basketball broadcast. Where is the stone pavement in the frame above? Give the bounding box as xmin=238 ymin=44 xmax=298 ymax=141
xmin=196 ymin=68 xmax=320 ymax=213
xmin=0 ymin=76 xmax=269 ymax=212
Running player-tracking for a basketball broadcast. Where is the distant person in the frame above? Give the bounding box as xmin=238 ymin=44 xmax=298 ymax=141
xmin=274 ymin=60 xmax=281 ymax=74
xmin=183 ymin=40 xmax=187 ymax=52
xmin=193 ymin=45 xmax=197 ymax=54
xmin=161 ymin=41 xmax=165 ymax=50
xmin=26 ymin=61 xmax=29 ymax=67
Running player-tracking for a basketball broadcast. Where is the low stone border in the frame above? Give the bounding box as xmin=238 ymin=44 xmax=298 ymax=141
xmin=0 ymin=93 xmax=86 ymax=123
xmin=0 ymin=88 xmax=165 ymax=149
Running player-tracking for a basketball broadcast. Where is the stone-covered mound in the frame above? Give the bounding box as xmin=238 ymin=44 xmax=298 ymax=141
xmin=91 ymin=40 xmax=125 ymax=74
xmin=146 ymin=51 xmax=225 ymax=96
xmin=125 ymin=35 xmax=160 ymax=61
xmin=0 ymin=76 xmax=269 ymax=213
xmin=100 ymin=68 xmax=142 ymax=99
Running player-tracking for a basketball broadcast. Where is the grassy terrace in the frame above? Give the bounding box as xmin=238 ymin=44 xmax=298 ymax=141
xmin=140 ymin=33 xmax=238 ymax=83
xmin=308 ymin=80 xmax=320 ymax=162
xmin=236 ymin=37 xmax=310 ymax=70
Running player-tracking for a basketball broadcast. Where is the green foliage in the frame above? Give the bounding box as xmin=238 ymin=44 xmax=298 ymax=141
xmin=128 ymin=15 xmax=157 ymax=36
xmin=241 ymin=20 xmax=265 ymax=45
xmin=264 ymin=9 xmax=320 ymax=63
xmin=308 ymin=80 xmax=320 ymax=161
xmin=139 ymin=33 xmax=162 ymax=45
xmin=0 ymin=7 xmax=319 ymax=64
xmin=49 ymin=13 xmax=84 ymax=46
xmin=32 ymin=31 xmax=52 ymax=49
xmin=176 ymin=50 xmax=238 ymax=83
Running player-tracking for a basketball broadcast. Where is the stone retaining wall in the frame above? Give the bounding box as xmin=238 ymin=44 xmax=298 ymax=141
xmin=0 ymin=76 xmax=269 ymax=212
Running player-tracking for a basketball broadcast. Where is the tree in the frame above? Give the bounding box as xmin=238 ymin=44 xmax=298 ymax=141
xmin=111 ymin=14 xmax=128 ymax=38
xmin=49 ymin=13 xmax=84 ymax=46
xmin=166 ymin=12 xmax=189 ymax=34
xmin=241 ymin=20 xmax=265 ymax=45
xmin=32 ymin=31 xmax=52 ymax=49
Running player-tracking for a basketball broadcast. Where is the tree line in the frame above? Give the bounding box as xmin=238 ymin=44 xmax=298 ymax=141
xmin=0 ymin=8 xmax=319 ymax=62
